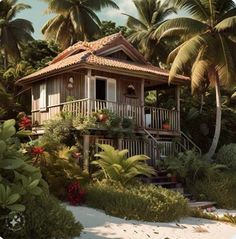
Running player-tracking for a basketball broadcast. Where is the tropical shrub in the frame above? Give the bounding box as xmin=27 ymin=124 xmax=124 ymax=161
xmin=92 ymin=144 xmax=156 ymax=185
xmin=191 ymin=172 xmax=236 ymax=209
xmin=162 ymin=151 xmax=225 ymax=186
xmin=216 ymin=144 xmax=236 ymax=170
xmin=0 ymin=193 xmax=83 ymax=239
xmin=39 ymin=115 xmax=75 ymax=151
xmin=86 ymin=180 xmax=188 ymax=222
xmin=0 ymin=119 xmax=46 ymax=218
xmin=67 ymin=182 xmax=86 ymax=205
xmin=36 ymin=146 xmax=89 ymax=199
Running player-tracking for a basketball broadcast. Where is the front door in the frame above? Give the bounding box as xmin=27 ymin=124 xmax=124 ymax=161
xmin=96 ymin=79 xmax=106 ymax=101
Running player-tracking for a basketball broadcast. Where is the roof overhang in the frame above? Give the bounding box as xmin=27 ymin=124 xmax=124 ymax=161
xmin=16 ymin=62 xmax=189 ymax=87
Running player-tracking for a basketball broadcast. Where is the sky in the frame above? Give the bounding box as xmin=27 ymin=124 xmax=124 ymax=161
xmin=18 ymin=0 xmax=139 ymax=39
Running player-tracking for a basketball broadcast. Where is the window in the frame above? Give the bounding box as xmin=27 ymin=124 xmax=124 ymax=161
xmin=39 ymin=83 xmax=47 ymax=111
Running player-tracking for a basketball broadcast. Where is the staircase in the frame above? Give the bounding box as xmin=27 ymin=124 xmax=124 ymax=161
xmin=143 ymin=129 xmax=201 ymax=164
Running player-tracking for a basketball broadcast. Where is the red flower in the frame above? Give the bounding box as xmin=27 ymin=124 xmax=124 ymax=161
xmin=67 ymin=182 xmax=86 ymax=205
xmin=19 ymin=116 xmax=32 ymax=129
xmin=31 ymin=146 xmax=44 ymax=155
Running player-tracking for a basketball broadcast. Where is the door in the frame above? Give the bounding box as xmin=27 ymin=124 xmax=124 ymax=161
xmin=95 ymin=78 xmax=116 ymax=111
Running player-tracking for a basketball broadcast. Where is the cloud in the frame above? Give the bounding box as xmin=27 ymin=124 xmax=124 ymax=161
xmin=98 ymin=0 xmax=138 ymax=25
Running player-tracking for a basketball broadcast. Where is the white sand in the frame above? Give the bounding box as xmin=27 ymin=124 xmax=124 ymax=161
xmin=67 ymin=205 xmax=236 ymax=239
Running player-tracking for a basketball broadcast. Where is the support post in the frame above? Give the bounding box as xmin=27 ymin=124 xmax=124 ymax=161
xmin=87 ymin=69 xmax=92 ymax=115
xmin=176 ymin=86 xmax=181 ymax=132
xmin=83 ymin=134 xmax=90 ymax=172
xmin=141 ymin=79 xmax=145 ymax=128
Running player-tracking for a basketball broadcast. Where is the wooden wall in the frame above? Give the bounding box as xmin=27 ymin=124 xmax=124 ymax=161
xmin=31 ymin=73 xmax=85 ymax=125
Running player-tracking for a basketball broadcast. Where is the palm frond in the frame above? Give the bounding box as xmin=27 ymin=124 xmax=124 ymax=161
xmin=86 ymin=0 xmax=119 ymax=11
xmin=215 ymin=16 xmax=236 ymax=32
xmin=153 ymin=17 xmax=207 ymax=41
xmin=168 ymin=35 xmax=205 ymax=82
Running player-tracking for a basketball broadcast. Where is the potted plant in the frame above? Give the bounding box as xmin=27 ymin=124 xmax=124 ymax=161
xmin=162 ymin=119 xmax=170 ymax=130
xmin=96 ymin=109 xmax=109 ymax=123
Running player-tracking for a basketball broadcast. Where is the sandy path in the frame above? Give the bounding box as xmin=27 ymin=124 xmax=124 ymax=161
xmin=67 ymin=206 xmax=236 ymax=239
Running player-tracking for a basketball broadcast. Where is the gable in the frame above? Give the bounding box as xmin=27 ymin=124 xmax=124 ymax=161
xmin=97 ymin=43 xmax=146 ymax=64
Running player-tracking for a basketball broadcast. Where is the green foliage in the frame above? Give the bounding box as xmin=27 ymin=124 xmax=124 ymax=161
xmin=216 ymin=144 xmax=236 ymax=169
xmin=125 ymin=0 xmax=177 ymax=64
xmin=0 ymin=0 xmax=34 ymax=66
xmin=21 ymin=40 xmax=59 ymax=69
xmin=0 ymin=120 xmax=46 ymax=217
xmin=42 ymin=0 xmax=119 ymax=49
xmin=162 ymin=151 xmax=226 ymax=185
xmin=0 ymin=193 xmax=82 ymax=239
xmin=191 ymin=171 xmax=236 ymax=209
xmin=39 ymin=115 xmax=75 ymax=151
xmin=86 ymin=180 xmax=188 ymax=222
xmin=92 ymin=144 xmax=156 ymax=185
xmin=38 ymin=146 xmax=89 ymax=199
xmin=94 ymin=21 xmax=130 ymax=39
xmin=190 ymin=208 xmax=236 ymax=225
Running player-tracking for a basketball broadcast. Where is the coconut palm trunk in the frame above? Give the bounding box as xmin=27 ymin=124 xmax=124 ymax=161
xmin=3 ymin=50 xmax=8 ymax=70
xmin=207 ymin=70 xmax=222 ymax=158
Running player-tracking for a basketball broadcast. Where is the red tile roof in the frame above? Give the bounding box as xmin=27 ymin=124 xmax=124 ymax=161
xmin=17 ymin=33 xmax=189 ymax=85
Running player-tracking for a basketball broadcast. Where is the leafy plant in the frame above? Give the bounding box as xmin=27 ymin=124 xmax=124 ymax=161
xmin=163 ymin=151 xmax=226 ymax=186
xmin=86 ymin=180 xmax=188 ymax=222
xmin=0 ymin=193 xmax=83 ymax=239
xmin=92 ymin=144 xmax=156 ymax=185
xmin=216 ymin=144 xmax=236 ymax=170
xmin=0 ymin=119 xmax=46 ymax=217
xmin=39 ymin=115 xmax=75 ymax=151
xmin=191 ymin=171 xmax=236 ymax=209
xmin=38 ymin=146 xmax=89 ymax=199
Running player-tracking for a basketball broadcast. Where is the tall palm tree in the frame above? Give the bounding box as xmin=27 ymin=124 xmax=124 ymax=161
xmin=124 ymin=0 xmax=176 ymax=64
xmin=0 ymin=0 xmax=34 ymax=69
xmin=154 ymin=0 xmax=236 ymax=157
xmin=42 ymin=0 xmax=119 ymax=49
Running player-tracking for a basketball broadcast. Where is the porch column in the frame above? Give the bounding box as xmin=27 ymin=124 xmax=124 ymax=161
xmin=87 ymin=69 xmax=92 ymax=115
xmin=176 ymin=86 xmax=181 ymax=132
xmin=83 ymin=134 xmax=90 ymax=171
xmin=141 ymin=79 xmax=145 ymax=128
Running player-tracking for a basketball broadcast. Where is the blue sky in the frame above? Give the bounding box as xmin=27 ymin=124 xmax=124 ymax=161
xmin=18 ymin=0 xmax=139 ymax=39
xmin=17 ymin=0 xmax=236 ymax=39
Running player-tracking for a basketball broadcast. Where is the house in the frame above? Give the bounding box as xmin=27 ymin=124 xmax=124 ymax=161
xmin=16 ymin=33 xmax=201 ymax=167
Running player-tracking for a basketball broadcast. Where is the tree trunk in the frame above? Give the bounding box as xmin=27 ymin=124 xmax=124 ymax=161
xmin=207 ymin=70 xmax=222 ymax=158
xmin=3 ymin=49 xmax=8 ymax=70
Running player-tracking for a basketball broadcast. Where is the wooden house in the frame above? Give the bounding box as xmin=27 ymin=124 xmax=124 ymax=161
xmin=17 ymin=33 xmax=200 ymax=167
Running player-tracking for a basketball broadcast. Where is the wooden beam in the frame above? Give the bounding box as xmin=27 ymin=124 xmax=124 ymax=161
xmin=141 ymin=78 xmax=145 ymax=128
xmin=176 ymin=86 xmax=181 ymax=131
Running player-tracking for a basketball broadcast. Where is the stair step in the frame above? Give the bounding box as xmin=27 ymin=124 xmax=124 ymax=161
xmin=152 ymin=182 xmax=178 ymax=188
xmin=188 ymin=201 xmax=217 ymax=209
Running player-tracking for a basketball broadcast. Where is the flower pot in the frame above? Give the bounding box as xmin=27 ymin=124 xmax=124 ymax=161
xmin=97 ymin=114 xmax=108 ymax=123
xmin=162 ymin=123 xmax=170 ymax=130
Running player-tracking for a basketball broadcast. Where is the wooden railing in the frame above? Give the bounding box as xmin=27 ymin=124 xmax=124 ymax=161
xmin=62 ymin=99 xmax=180 ymax=132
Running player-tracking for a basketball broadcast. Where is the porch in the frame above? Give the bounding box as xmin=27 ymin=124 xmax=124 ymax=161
xmin=61 ymin=98 xmax=180 ymax=134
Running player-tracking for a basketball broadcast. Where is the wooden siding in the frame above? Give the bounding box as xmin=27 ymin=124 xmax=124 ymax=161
xmin=32 ymin=73 xmax=85 ymax=125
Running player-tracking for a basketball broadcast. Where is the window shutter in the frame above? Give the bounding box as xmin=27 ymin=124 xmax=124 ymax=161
xmin=107 ymin=78 xmax=116 ymax=102
xmin=39 ymin=83 xmax=47 ymax=111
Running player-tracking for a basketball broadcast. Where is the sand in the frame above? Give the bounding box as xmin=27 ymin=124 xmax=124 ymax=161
xmin=67 ymin=205 xmax=236 ymax=239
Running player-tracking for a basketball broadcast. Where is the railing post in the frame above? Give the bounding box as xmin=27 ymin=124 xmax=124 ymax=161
xmin=141 ymin=79 xmax=145 ymax=128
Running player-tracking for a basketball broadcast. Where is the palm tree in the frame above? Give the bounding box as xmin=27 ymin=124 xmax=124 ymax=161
xmin=124 ymin=0 xmax=176 ymax=64
xmin=42 ymin=0 xmax=119 ymax=49
xmin=154 ymin=0 xmax=236 ymax=158
xmin=0 ymin=0 xmax=34 ymax=69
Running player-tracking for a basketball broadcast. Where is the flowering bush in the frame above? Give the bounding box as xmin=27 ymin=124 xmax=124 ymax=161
xmin=31 ymin=146 xmax=45 ymax=156
xmin=67 ymin=182 xmax=86 ymax=205
xmin=17 ymin=112 xmax=31 ymax=130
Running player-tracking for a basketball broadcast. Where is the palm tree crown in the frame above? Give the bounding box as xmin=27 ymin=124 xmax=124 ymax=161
xmin=124 ymin=0 xmax=176 ymax=64
xmin=0 ymin=0 xmax=34 ymax=68
xmin=154 ymin=0 xmax=236 ymax=157
xmin=42 ymin=0 xmax=119 ymax=49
